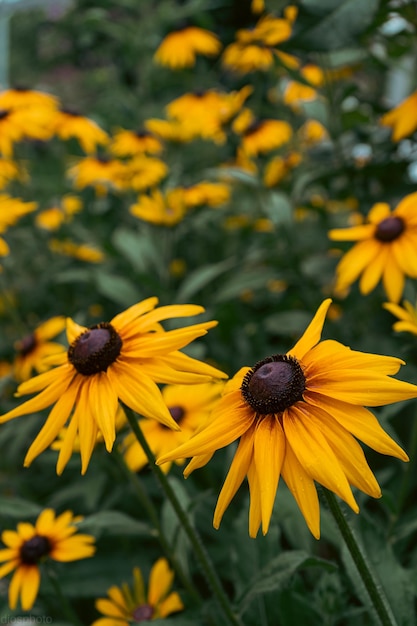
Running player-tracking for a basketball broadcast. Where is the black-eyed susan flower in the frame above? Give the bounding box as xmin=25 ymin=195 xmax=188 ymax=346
xmin=124 ymin=155 xmax=168 ymax=192
xmin=110 ymin=129 xmax=163 ymax=156
xmin=380 ymin=91 xmax=417 ymax=141
xmin=13 ymin=316 xmax=66 ymax=382
xmin=297 ymin=119 xmax=328 ymax=145
xmin=49 ymin=238 xmax=105 ymax=263
xmin=240 ymin=119 xmax=293 ymax=156
xmin=0 ymin=299 xmax=226 ymax=474
xmin=0 ymin=87 xmax=58 ymax=111
xmin=263 ymin=152 xmax=301 ymax=187
xmin=328 ymin=193 xmax=417 ymax=303
xmin=52 ymin=109 xmax=109 ymax=153
xmin=283 ymin=64 xmax=324 ymax=109
xmin=154 ymin=25 xmax=221 ymax=69
xmin=0 ymin=107 xmax=52 ymax=157
xmin=0 ymin=158 xmax=26 ymax=190
xmin=0 ymin=194 xmax=37 ymax=256
xmin=383 ymin=300 xmax=417 ymax=336
xmin=144 ymin=117 xmax=196 ymax=143
xmin=0 ymin=509 xmax=95 ymax=611
xmin=67 ymin=155 xmax=127 ymax=196
xmin=35 ymin=194 xmax=82 ymax=231
xmin=92 ymin=559 xmax=183 ymax=626
xmin=180 ymin=182 xmax=231 ymax=208
xmin=130 ymin=189 xmax=186 ymax=226
xmin=123 ymin=382 xmax=224 ymax=474
xmin=158 ymin=299 xmax=417 ymax=539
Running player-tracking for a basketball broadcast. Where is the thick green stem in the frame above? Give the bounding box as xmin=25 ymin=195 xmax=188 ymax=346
xmin=123 ymin=403 xmax=243 ymax=626
xmin=322 ymin=489 xmax=398 ymax=626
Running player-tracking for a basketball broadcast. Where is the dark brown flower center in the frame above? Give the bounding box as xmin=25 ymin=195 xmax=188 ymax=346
xmin=375 ymin=216 xmax=404 ymax=242
xmin=68 ymin=322 xmax=122 ymax=375
xmin=244 ymin=120 xmax=262 ymax=137
xmin=16 ymin=333 xmax=37 ymax=356
xmin=169 ymin=405 xmax=185 ymax=424
xmin=0 ymin=109 xmax=10 ymax=121
xmin=132 ymin=604 xmax=154 ymax=622
xmin=20 ymin=535 xmax=51 ymax=564
xmin=241 ymin=355 xmax=306 ymax=414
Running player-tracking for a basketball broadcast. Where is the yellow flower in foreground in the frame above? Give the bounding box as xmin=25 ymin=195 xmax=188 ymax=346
xmin=52 ymin=109 xmax=109 ymax=153
xmin=92 ymin=559 xmax=183 ymax=626
xmin=158 ymin=299 xmax=417 ymax=539
xmin=380 ymin=91 xmax=417 ymax=141
xmin=0 ymin=299 xmax=226 ymax=474
xmin=383 ymin=300 xmax=417 ymax=336
xmin=13 ymin=316 xmax=66 ymax=382
xmin=154 ymin=26 xmax=221 ymax=69
xmin=124 ymin=382 xmax=224 ymax=473
xmin=328 ymin=193 xmax=417 ymax=303
xmin=0 ymin=509 xmax=95 ymax=611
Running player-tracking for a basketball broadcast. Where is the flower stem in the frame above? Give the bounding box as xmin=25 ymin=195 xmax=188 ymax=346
xmin=322 ymin=488 xmax=398 ymax=626
xmin=44 ymin=565 xmax=83 ymax=626
xmin=123 ymin=403 xmax=243 ymax=626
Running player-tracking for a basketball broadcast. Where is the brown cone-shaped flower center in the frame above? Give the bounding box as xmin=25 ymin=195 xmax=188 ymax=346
xmin=375 ymin=216 xmax=404 ymax=242
xmin=20 ymin=535 xmax=51 ymax=564
xmin=132 ymin=604 xmax=154 ymax=622
xmin=68 ymin=322 xmax=122 ymax=376
xmin=241 ymin=355 xmax=306 ymax=414
xmin=16 ymin=333 xmax=37 ymax=356
xmin=169 ymin=405 xmax=185 ymax=424
xmin=0 ymin=109 xmax=9 ymax=120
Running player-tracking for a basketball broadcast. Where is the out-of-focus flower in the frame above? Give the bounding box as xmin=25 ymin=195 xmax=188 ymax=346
xmin=0 ymin=159 xmax=27 ymax=190
xmin=383 ymin=300 xmax=417 ymax=336
xmin=110 ymin=129 xmax=164 ymax=156
xmin=154 ymin=25 xmax=221 ymax=69
xmin=49 ymin=239 xmax=104 ymax=263
xmin=130 ymin=189 xmax=186 ymax=226
xmin=263 ymin=152 xmax=301 ymax=187
xmin=124 ymin=155 xmax=168 ymax=192
xmin=283 ymin=64 xmax=324 ymax=109
xmin=0 ymin=107 xmax=53 ymax=157
xmin=0 ymin=87 xmax=58 ymax=111
xmin=0 ymin=195 xmax=37 ymax=255
xmin=380 ymin=91 xmax=417 ymax=141
xmin=67 ymin=156 xmax=127 ymax=196
xmin=251 ymin=0 xmax=265 ymax=13
xmin=35 ymin=195 xmax=82 ymax=231
xmin=13 ymin=317 xmax=66 ymax=382
xmin=240 ymin=119 xmax=293 ymax=156
xmin=179 ymin=182 xmax=231 ymax=208
xmin=298 ymin=119 xmax=328 ymax=145
xmin=52 ymin=109 xmax=109 ymax=153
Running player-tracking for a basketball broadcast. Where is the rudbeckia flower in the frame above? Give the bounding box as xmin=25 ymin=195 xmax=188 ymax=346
xmin=380 ymin=91 xmax=417 ymax=141
xmin=0 ymin=107 xmax=52 ymax=157
xmin=123 ymin=382 xmax=224 ymax=473
xmin=0 ymin=158 xmax=26 ymax=190
xmin=67 ymin=155 xmax=127 ymax=196
xmin=110 ymin=129 xmax=163 ymax=156
xmin=154 ymin=26 xmax=221 ymax=69
xmin=130 ymin=189 xmax=186 ymax=226
xmin=13 ymin=316 xmax=66 ymax=382
xmin=263 ymin=152 xmax=301 ymax=187
xmin=328 ymin=193 xmax=417 ymax=303
xmin=283 ymin=64 xmax=324 ymax=109
xmin=0 ymin=509 xmax=95 ymax=611
xmin=240 ymin=119 xmax=293 ymax=156
xmin=0 ymin=194 xmax=37 ymax=256
xmin=0 ymin=87 xmax=58 ymax=111
xmin=157 ymin=299 xmax=417 ymax=539
xmin=52 ymin=109 xmax=109 ymax=153
xmin=297 ymin=119 xmax=328 ymax=145
xmin=0 ymin=298 xmax=226 ymax=474
xmin=124 ymin=155 xmax=168 ymax=192
xmin=179 ymin=182 xmax=231 ymax=208
xmin=383 ymin=300 xmax=417 ymax=336
xmin=35 ymin=194 xmax=82 ymax=231
xmin=92 ymin=559 xmax=183 ymax=626
xmin=49 ymin=238 xmax=104 ymax=263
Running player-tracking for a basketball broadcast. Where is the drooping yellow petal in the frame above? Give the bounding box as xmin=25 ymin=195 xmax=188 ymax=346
xmin=158 ymin=592 xmax=184 ymax=617
xmin=56 ymin=410 xmax=80 ymax=475
xmin=382 ymin=257 xmax=405 ymax=303
xmin=247 ymin=459 xmax=262 ymax=538
xmin=359 ymin=244 xmax=389 ymax=295
xmin=89 ymin=373 xmax=118 ymax=452
xmin=332 ymin=239 xmax=381 ymax=293
xmin=148 ymin=558 xmax=174 ymax=606
xmin=75 ymin=378 xmax=100 ymax=473
xmin=328 ymin=224 xmax=374 ymax=241
xmin=289 ymin=299 xmax=332 ymax=360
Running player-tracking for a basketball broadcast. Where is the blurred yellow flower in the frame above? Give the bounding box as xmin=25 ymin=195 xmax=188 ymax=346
xmin=49 ymin=238 xmax=104 ymax=263
xmin=0 ymin=194 xmax=37 ymax=255
xmin=0 ymin=107 xmax=53 ymax=157
xmin=130 ymin=189 xmax=186 ymax=226
xmin=0 ymin=87 xmax=58 ymax=111
xmin=154 ymin=25 xmax=221 ymax=69
xmin=383 ymin=300 xmax=417 ymax=336
xmin=263 ymin=152 xmax=301 ymax=187
xmin=36 ymin=195 xmax=82 ymax=231
xmin=380 ymin=91 xmax=417 ymax=141
xmin=298 ymin=119 xmax=328 ymax=145
xmin=0 ymin=158 xmax=26 ymax=190
xmin=180 ymin=182 xmax=231 ymax=208
xmin=13 ymin=316 xmax=66 ymax=382
xmin=241 ymin=119 xmax=293 ymax=156
xmin=52 ymin=109 xmax=109 ymax=153
xmin=67 ymin=156 xmax=127 ymax=195
xmin=110 ymin=129 xmax=163 ymax=156
xmin=124 ymin=155 xmax=168 ymax=192
xmin=283 ymin=64 xmax=324 ymax=109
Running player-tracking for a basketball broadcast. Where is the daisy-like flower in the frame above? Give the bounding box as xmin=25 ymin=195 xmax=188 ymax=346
xmin=0 ymin=158 xmax=26 ymax=190
xmin=328 ymin=193 xmax=417 ymax=303
xmin=154 ymin=25 xmax=221 ymax=69
xmin=157 ymin=299 xmax=417 ymax=539
xmin=13 ymin=316 xmax=66 ymax=382
xmin=297 ymin=119 xmax=328 ymax=145
xmin=0 ymin=194 xmax=37 ymax=256
xmin=144 ymin=118 xmax=197 ymax=143
xmin=283 ymin=64 xmax=324 ymax=109
xmin=130 ymin=189 xmax=186 ymax=226
xmin=0 ymin=298 xmax=226 ymax=474
xmin=110 ymin=129 xmax=163 ymax=157
xmin=263 ymin=152 xmax=301 ymax=187
xmin=67 ymin=155 xmax=127 ymax=196
xmin=49 ymin=238 xmax=104 ymax=263
xmin=380 ymin=91 xmax=417 ymax=141
xmin=92 ymin=559 xmax=183 ymax=626
xmin=0 ymin=107 xmax=52 ymax=157
xmin=124 ymin=155 xmax=168 ymax=192
xmin=124 ymin=381 xmax=224 ymax=473
xmin=0 ymin=508 xmax=95 ymax=611
xmin=35 ymin=194 xmax=82 ymax=231
xmin=240 ymin=119 xmax=293 ymax=156
xmin=383 ymin=300 xmax=417 ymax=336
xmin=52 ymin=109 xmax=109 ymax=153
xmin=0 ymin=87 xmax=58 ymax=111
xmin=179 ymin=182 xmax=231 ymax=208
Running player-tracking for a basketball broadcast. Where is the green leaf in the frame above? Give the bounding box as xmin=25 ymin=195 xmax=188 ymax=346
xmin=77 ymin=510 xmax=151 ymax=538
xmin=112 ymin=227 xmax=161 ymax=274
xmin=95 ymin=271 xmax=139 ymax=306
xmin=264 ymin=310 xmax=314 ymax=337
xmin=175 ymin=258 xmax=235 ymax=302
xmin=0 ymin=496 xmax=42 ymax=520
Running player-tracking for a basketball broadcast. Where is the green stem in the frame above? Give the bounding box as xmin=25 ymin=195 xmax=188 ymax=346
xmin=44 ymin=565 xmax=83 ymax=626
xmin=322 ymin=488 xmax=398 ymax=626
xmin=123 ymin=403 xmax=243 ymax=626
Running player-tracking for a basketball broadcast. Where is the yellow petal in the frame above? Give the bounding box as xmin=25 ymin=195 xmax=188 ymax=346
xmin=158 ymin=592 xmax=184 ymax=617
xmin=111 ymin=297 xmax=158 ymax=330
xmin=124 ymin=304 xmax=206 ymax=335
xmin=359 ymin=244 xmax=390 ymax=295
xmin=289 ymin=299 xmax=332 ymax=360
xmin=66 ymin=317 xmax=88 ymax=345
xmin=328 ymin=224 xmax=374 ymax=241
xmin=382 ymin=257 xmax=405 ymax=303
xmin=56 ymin=410 xmax=79 ymax=475
xmin=76 ymin=378 xmax=100 ymax=473
xmin=368 ymin=202 xmax=391 ymax=223
xmin=247 ymin=460 xmax=262 ymax=538
xmin=89 ymin=373 xmax=118 ymax=452
xmin=303 ymin=339 xmax=403 ymax=375
xmin=332 ymin=239 xmax=380 ymax=293
xmin=12 ymin=565 xmax=40 ymax=611
xmin=148 ymin=558 xmax=174 ymax=606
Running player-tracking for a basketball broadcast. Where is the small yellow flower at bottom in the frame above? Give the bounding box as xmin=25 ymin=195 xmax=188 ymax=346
xmin=0 ymin=509 xmax=95 ymax=611
xmin=157 ymin=299 xmax=417 ymax=539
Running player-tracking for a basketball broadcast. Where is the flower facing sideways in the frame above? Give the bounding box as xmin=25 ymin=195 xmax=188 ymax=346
xmin=13 ymin=316 xmax=66 ymax=382
xmin=157 ymin=299 xmax=417 ymax=539
xmin=0 ymin=298 xmax=226 ymax=474
xmin=383 ymin=300 xmax=417 ymax=336
xmin=0 ymin=509 xmax=95 ymax=611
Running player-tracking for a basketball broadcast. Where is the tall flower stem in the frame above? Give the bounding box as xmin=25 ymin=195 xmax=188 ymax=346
xmin=44 ymin=565 xmax=84 ymax=626
xmin=322 ymin=488 xmax=398 ymax=626
xmin=123 ymin=403 xmax=243 ymax=626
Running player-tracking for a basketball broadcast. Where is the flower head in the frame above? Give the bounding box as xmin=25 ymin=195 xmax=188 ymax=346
xmin=110 ymin=129 xmax=163 ymax=157
xmin=328 ymin=193 xmax=417 ymax=302
xmin=0 ymin=194 xmax=37 ymax=256
xmin=49 ymin=238 xmax=104 ymax=263
xmin=383 ymin=300 xmax=417 ymax=336
xmin=240 ymin=119 xmax=293 ymax=156
xmin=130 ymin=189 xmax=186 ymax=226
xmin=67 ymin=155 xmax=127 ymax=196
xmin=92 ymin=559 xmax=183 ymax=626
xmin=157 ymin=299 xmax=417 ymax=539
xmin=13 ymin=316 xmax=66 ymax=382
xmin=0 ymin=509 xmax=95 ymax=610
xmin=380 ymin=91 xmax=417 ymax=142
xmin=0 ymin=299 xmax=226 ymax=474
xmin=52 ymin=109 xmax=109 ymax=153
xmin=154 ymin=26 xmax=221 ymax=69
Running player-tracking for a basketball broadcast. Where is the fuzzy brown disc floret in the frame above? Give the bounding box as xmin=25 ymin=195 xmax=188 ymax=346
xmin=375 ymin=216 xmax=404 ymax=242
xmin=20 ymin=536 xmax=51 ymax=564
xmin=68 ymin=322 xmax=122 ymax=376
xmin=241 ymin=354 xmax=306 ymax=414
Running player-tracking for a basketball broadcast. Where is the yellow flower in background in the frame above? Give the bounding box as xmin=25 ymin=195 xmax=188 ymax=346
xmin=52 ymin=109 xmax=109 ymax=153
xmin=130 ymin=189 xmax=186 ymax=226
xmin=328 ymin=193 xmax=417 ymax=303
xmin=0 ymin=158 xmax=26 ymax=190
xmin=180 ymin=182 xmax=231 ymax=208
xmin=0 ymin=298 xmax=226 ymax=474
xmin=13 ymin=316 xmax=66 ymax=382
xmin=36 ymin=194 xmax=82 ymax=231
xmin=110 ymin=129 xmax=164 ymax=156
xmin=124 ymin=382 xmax=224 ymax=474
xmin=263 ymin=152 xmax=301 ymax=187
xmin=124 ymin=155 xmax=168 ymax=192
xmin=383 ymin=300 xmax=417 ymax=336
xmin=380 ymin=91 xmax=417 ymax=141
xmin=158 ymin=299 xmax=417 ymax=539
xmin=283 ymin=64 xmax=324 ymax=109
xmin=0 ymin=87 xmax=58 ymax=111
xmin=92 ymin=559 xmax=183 ymax=626
xmin=0 ymin=194 xmax=37 ymax=256
xmin=67 ymin=156 xmax=127 ymax=196
xmin=251 ymin=0 xmax=265 ymax=13
xmin=49 ymin=238 xmax=104 ymax=263
xmin=144 ymin=117 xmax=197 ymax=143
xmin=154 ymin=25 xmax=221 ymax=69
xmin=298 ymin=119 xmax=328 ymax=145
xmin=240 ymin=119 xmax=292 ymax=156
xmin=0 ymin=509 xmax=95 ymax=611
xmin=0 ymin=107 xmax=52 ymax=157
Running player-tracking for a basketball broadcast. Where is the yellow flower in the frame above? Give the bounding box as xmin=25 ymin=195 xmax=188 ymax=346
xmin=241 ymin=119 xmax=293 ymax=156
xmin=383 ymin=300 xmax=417 ymax=336
xmin=67 ymin=156 xmax=127 ymax=196
xmin=52 ymin=109 xmax=109 ymax=153
xmin=92 ymin=559 xmax=183 ymax=626
xmin=154 ymin=26 xmax=221 ymax=69
xmin=144 ymin=118 xmax=197 ymax=143
xmin=0 ymin=158 xmax=26 ymax=190
xmin=283 ymin=64 xmax=324 ymax=109
xmin=0 ymin=87 xmax=58 ymax=111
xmin=298 ymin=119 xmax=328 ymax=145
xmin=328 ymin=193 xmax=417 ymax=303
xmin=157 ymin=299 xmax=417 ymax=539
xmin=263 ymin=152 xmax=301 ymax=187
xmin=130 ymin=189 xmax=186 ymax=226
xmin=0 ymin=298 xmax=226 ymax=474
xmin=110 ymin=129 xmax=163 ymax=156
xmin=36 ymin=194 xmax=82 ymax=231
xmin=13 ymin=316 xmax=66 ymax=382
xmin=380 ymin=91 xmax=417 ymax=141
xmin=251 ymin=0 xmax=265 ymax=13
xmin=0 ymin=194 xmax=37 ymax=255
xmin=0 ymin=107 xmax=52 ymax=157
xmin=49 ymin=238 xmax=104 ymax=263
xmin=124 ymin=155 xmax=168 ymax=192
xmin=179 ymin=182 xmax=231 ymax=208
xmin=124 ymin=382 xmax=224 ymax=474
xmin=0 ymin=509 xmax=95 ymax=611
